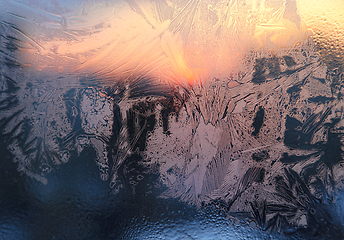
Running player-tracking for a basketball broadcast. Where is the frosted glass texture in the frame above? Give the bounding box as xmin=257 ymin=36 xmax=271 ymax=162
xmin=1 ymin=0 xmax=344 ymax=239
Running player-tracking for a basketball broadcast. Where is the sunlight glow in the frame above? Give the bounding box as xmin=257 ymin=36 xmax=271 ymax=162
xmin=16 ymin=0 xmax=310 ymax=85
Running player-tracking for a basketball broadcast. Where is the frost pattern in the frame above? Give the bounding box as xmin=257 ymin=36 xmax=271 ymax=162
xmin=1 ymin=0 xmax=344 ymax=238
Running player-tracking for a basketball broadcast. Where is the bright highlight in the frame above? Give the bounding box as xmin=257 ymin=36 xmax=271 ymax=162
xmin=10 ymin=0 xmax=308 ymax=86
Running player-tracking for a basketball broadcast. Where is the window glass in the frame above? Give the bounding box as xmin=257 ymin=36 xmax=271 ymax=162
xmin=1 ymin=0 xmax=343 ymax=239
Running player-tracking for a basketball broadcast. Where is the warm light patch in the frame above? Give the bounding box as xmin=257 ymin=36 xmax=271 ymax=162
xmin=15 ymin=0 xmax=309 ymax=86
xmin=296 ymin=0 xmax=344 ymax=71
xmin=253 ymin=18 xmax=307 ymax=48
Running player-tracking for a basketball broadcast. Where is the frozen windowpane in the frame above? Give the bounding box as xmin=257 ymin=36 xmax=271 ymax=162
xmin=1 ymin=0 xmax=344 ymax=239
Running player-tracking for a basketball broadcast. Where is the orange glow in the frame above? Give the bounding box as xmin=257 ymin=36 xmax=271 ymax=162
xmin=295 ymin=0 xmax=344 ymax=71
xmin=18 ymin=0 xmax=309 ymax=86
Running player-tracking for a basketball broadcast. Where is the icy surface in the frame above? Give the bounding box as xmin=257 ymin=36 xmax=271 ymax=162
xmin=1 ymin=0 xmax=344 ymax=239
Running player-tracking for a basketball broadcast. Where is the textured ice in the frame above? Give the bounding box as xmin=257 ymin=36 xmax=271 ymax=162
xmin=1 ymin=0 xmax=344 ymax=239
